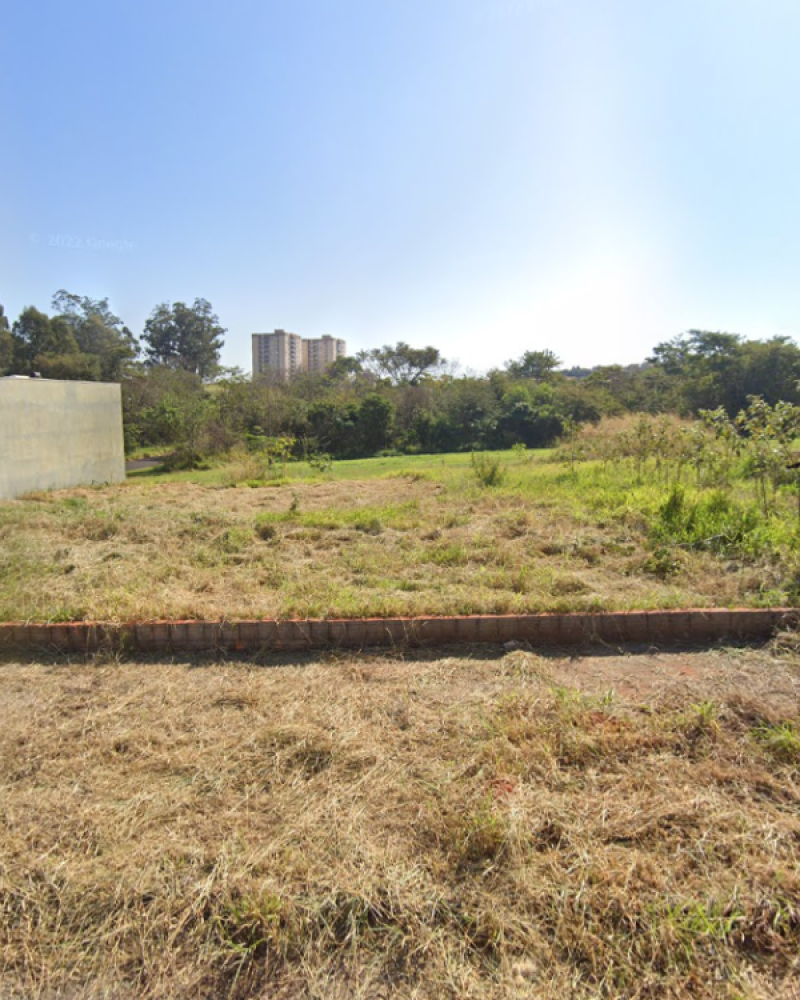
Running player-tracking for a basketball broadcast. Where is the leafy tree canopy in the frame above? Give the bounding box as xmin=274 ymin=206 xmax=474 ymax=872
xmin=649 ymin=330 xmax=800 ymax=415
xmin=324 ymin=355 xmax=364 ymax=383
xmin=504 ymin=349 xmax=562 ymax=381
xmin=356 ymin=342 xmax=446 ymax=385
xmin=142 ymin=299 xmax=225 ymax=379
xmin=11 ymin=307 xmax=81 ymax=375
xmin=51 ymin=289 xmax=139 ymax=380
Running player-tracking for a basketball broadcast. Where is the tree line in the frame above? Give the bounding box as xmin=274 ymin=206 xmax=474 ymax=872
xmin=3 ymin=292 xmax=800 ymax=464
xmin=0 ymin=292 xmax=224 ymax=382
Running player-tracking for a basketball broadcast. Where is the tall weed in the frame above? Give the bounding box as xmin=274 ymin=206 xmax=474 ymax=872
xmin=650 ymin=485 xmax=766 ymax=557
xmin=471 ymin=452 xmax=506 ymax=488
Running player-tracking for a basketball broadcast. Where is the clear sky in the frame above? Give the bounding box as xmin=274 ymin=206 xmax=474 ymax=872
xmin=3 ymin=0 xmax=800 ymax=374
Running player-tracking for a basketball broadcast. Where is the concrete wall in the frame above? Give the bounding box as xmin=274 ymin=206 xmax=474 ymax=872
xmin=0 ymin=378 xmax=125 ymax=500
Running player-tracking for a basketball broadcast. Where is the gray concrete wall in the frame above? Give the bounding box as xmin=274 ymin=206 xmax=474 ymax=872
xmin=0 ymin=378 xmax=126 ymax=500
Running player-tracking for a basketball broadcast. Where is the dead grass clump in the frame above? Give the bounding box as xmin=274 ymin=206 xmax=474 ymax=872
xmin=555 ymin=413 xmax=692 ymax=463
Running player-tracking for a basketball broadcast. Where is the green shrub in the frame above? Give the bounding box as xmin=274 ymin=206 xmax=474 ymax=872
xmin=471 ymin=451 xmax=505 ymax=488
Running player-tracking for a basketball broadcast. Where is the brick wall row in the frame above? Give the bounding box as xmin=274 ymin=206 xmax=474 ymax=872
xmin=0 ymin=609 xmax=796 ymax=655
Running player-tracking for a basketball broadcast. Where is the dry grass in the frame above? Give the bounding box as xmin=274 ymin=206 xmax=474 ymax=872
xmin=0 ymin=466 xmax=780 ymax=623
xmin=556 ymin=414 xmax=694 ymax=461
xmin=1 ymin=644 xmax=799 ymax=998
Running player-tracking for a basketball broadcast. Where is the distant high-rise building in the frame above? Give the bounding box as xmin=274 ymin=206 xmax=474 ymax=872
xmin=252 ymin=331 xmax=346 ymax=379
xmin=251 ymin=330 xmax=304 ymax=380
xmin=303 ymin=335 xmax=347 ymax=374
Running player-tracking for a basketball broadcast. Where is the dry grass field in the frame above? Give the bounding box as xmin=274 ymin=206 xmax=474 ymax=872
xmin=1 ymin=448 xmax=793 ymax=623
xmin=1 ymin=642 xmax=799 ymax=998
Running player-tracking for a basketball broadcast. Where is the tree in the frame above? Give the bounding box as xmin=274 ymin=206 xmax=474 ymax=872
xmin=649 ymin=331 xmax=736 ymax=413
xmin=307 ymin=399 xmax=361 ymax=457
xmin=11 ymin=306 xmax=83 ymax=374
xmin=122 ymin=367 xmax=204 ymax=452
xmin=585 ymin=365 xmax=677 ymax=414
xmin=738 ymin=337 xmax=800 ymax=407
xmin=0 ymin=304 xmax=12 ymax=374
xmin=648 ymin=330 xmax=800 ymax=415
xmin=356 ymin=342 xmax=446 ymax=385
xmin=324 ymin=355 xmax=365 ymax=384
xmin=504 ymin=349 xmax=562 ymax=381
xmin=494 ymin=383 xmax=564 ymax=448
xmin=142 ymin=298 xmax=226 ymax=379
xmin=52 ymin=290 xmax=138 ymax=380
xmin=358 ymin=394 xmax=395 ymax=454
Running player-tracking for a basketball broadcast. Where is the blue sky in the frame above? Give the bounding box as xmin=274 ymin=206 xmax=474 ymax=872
xmin=3 ymin=0 xmax=800 ymax=373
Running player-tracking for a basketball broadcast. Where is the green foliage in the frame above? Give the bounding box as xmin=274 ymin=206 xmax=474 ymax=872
xmin=308 ymin=453 xmax=333 ymax=473
xmin=8 ymin=295 xmax=137 ymax=381
xmin=650 ymin=329 xmax=800 ymax=415
xmin=0 ymin=304 xmax=12 ymax=375
xmin=504 ymin=348 xmax=561 ymax=381
xmin=51 ymin=289 xmax=138 ymax=380
xmin=122 ymin=367 xmax=205 ymax=453
xmin=356 ymin=341 xmax=446 ymax=384
xmin=734 ymin=397 xmax=800 ymax=512
xmin=252 ymin=436 xmax=296 ymax=480
xmin=142 ymin=298 xmax=225 ymax=379
xmin=651 ymin=485 xmax=764 ymax=557
xmin=11 ymin=307 xmax=81 ymax=375
xmin=471 ymin=451 xmax=506 ymax=487
xmin=158 ymin=393 xmax=216 ymax=469
xmin=358 ymin=394 xmax=395 ymax=454
xmin=751 ymin=721 xmax=800 ymax=761
xmin=306 ymin=394 xmax=394 ymax=459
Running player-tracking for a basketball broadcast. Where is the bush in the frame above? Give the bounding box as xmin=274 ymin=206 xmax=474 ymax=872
xmin=471 ymin=451 xmax=506 ymax=488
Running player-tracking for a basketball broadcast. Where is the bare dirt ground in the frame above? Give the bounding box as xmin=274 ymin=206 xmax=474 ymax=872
xmin=1 ymin=641 xmax=799 ymax=999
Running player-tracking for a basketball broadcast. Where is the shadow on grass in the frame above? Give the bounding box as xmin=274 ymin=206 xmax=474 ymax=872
xmin=0 ymin=638 xmax=773 ymax=670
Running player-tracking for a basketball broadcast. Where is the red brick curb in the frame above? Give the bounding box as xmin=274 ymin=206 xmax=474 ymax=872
xmin=0 ymin=609 xmax=796 ymax=655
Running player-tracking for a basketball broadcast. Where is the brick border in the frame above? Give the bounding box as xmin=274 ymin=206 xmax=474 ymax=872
xmin=0 ymin=609 xmax=796 ymax=655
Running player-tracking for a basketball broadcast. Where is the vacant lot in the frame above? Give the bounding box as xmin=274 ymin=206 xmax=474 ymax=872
xmin=1 ymin=450 xmax=795 ymax=623
xmin=1 ymin=643 xmax=799 ymax=998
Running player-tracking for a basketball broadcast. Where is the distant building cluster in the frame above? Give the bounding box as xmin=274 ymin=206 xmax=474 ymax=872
xmin=251 ymin=330 xmax=346 ymax=380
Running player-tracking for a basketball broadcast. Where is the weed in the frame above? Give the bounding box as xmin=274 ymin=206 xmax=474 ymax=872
xmin=219 ymin=526 xmax=253 ymax=554
xmin=651 ymin=485 xmax=765 ymax=557
xmin=308 ymin=453 xmax=334 ymax=474
xmin=643 ymin=545 xmax=686 ymax=579
xmin=471 ymin=451 xmax=506 ymax=487
xmin=752 ymin=721 xmax=800 ymax=762
xmin=456 ymin=795 xmax=510 ymax=870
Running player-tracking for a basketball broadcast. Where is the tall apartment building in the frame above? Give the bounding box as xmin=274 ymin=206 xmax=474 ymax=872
xmin=251 ymin=330 xmax=303 ymax=380
xmin=303 ymin=335 xmax=347 ymax=374
xmin=252 ymin=331 xmax=346 ymax=379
